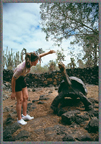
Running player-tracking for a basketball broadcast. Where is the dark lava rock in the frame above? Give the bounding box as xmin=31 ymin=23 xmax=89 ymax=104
xmin=61 ymin=110 xmax=80 ymax=125
xmin=95 ymin=135 xmax=99 ymax=141
xmin=62 ymin=134 xmax=75 ymax=141
xmin=39 ymin=97 xmax=49 ymax=100
xmin=38 ymin=101 xmax=46 ymax=104
xmin=32 ymin=100 xmax=38 ymax=103
xmin=75 ymin=114 xmax=89 ymax=124
xmin=3 ymin=94 xmax=9 ymax=101
xmin=14 ymin=130 xmax=30 ymax=140
xmin=76 ymin=134 xmax=92 ymax=141
xmin=4 ymin=116 xmax=14 ymax=125
xmin=3 ymin=122 xmax=21 ymax=141
xmin=85 ymin=118 xmax=99 ymax=133
xmin=44 ymin=125 xmax=69 ymax=141
xmin=3 ymin=107 xmax=11 ymax=113
xmin=93 ymin=110 xmax=99 ymax=118
xmin=32 ymin=88 xmax=36 ymax=92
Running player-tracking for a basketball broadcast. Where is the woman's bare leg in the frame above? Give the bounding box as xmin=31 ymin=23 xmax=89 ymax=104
xmin=22 ymin=87 xmax=28 ymax=116
xmin=16 ymin=91 xmax=23 ymax=120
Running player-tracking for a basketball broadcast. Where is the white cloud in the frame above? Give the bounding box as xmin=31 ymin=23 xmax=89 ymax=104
xmin=3 ymin=3 xmax=83 ymax=67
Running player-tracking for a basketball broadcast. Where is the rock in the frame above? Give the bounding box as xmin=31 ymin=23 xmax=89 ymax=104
xmin=76 ymin=134 xmax=92 ymax=141
xmin=4 ymin=116 xmax=14 ymax=125
xmin=28 ymin=88 xmax=32 ymax=92
xmin=31 ymin=106 xmax=36 ymax=110
xmin=85 ymin=118 xmax=99 ymax=133
xmin=61 ymin=110 xmax=80 ymax=125
xmin=39 ymin=95 xmax=45 ymax=98
xmin=95 ymin=135 xmax=99 ymax=141
xmin=39 ymin=97 xmax=49 ymax=100
xmin=34 ymin=128 xmax=44 ymax=134
xmin=3 ymin=107 xmax=11 ymax=113
xmin=75 ymin=114 xmax=89 ymax=124
xmin=3 ymin=66 xmax=98 ymax=88
xmin=3 ymin=84 xmax=6 ymax=90
xmin=3 ymin=122 xmax=21 ymax=141
xmin=32 ymin=100 xmax=38 ymax=103
xmin=94 ymin=105 xmax=99 ymax=108
xmin=48 ymin=90 xmax=53 ymax=93
xmin=69 ymin=123 xmax=80 ymax=128
xmin=44 ymin=125 xmax=69 ymax=141
xmin=55 ymin=87 xmax=58 ymax=90
xmin=15 ymin=130 xmax=30 ymax=140
xmin=28 ymin=97 xmax=31 ymax=101
xmin=38 ymin=101 xmax=46 ymax=104
xmin=27 ymin=103 xmax=32 ymax=107
xmin=93 ymin=110 xmax=99 ymax=118
xmin=3 ymin=94 xmax=9 ymax=101
xmin=62 ymin=134 xmax=75 ymax=141
xmin=32 ymin=88 xmax=36 ymax=92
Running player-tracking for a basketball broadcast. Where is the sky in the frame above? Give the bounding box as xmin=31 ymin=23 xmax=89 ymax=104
xmin=3 ymin=3 xmax=83 ymax=67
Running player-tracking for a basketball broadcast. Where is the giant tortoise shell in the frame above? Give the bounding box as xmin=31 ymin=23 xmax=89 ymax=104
xmin=58 ymin=76 xmax=88 ymax=96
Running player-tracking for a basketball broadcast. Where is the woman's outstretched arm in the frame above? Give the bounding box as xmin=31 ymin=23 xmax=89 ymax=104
xmin=39 ymin=50 xmax=56 ymax=58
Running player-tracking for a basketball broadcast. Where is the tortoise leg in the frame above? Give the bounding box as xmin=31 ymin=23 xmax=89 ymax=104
xmin=51 ymin=91 xmax=65 ymax=113
xmin=77 ymin=92 xmax=93 ymax=110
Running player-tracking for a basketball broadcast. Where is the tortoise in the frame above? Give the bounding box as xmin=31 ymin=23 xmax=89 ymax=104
xmin=51 ymin=62 xmax=93 ymax=113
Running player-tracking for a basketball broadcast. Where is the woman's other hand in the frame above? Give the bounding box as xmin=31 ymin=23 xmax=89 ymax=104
xmin=11 ymin=92 xmax=16 ymax=100
xmin=49 ymin=50 xmax=56 ymax=54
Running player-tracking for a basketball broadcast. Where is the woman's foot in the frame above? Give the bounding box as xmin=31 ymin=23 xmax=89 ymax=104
xmin=22 ymin=114 xmax=34 ymax=120
xmin=17 ymin=118 xmax=27 ymax=125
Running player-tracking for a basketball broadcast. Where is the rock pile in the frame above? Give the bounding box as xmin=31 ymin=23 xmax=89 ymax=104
xmin=3 ymin=66 xmax=98 ymax=87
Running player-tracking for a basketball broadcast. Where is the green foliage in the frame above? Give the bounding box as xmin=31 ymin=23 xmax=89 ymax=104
xmin=67 ymin=58 xmax=76 ymax=69
xmin=3 ymin=50 xmax=6 ymax=69
xmin=3 ymin=47 xmax=24 ymax=70
xmin=77 ymin=59 xmax=86 ymax=68
xmin=40 ymin=3 xmax=98 ymax=44
xmin=30 ymin=64 xmax=48 ymax=74
xmin=40 ymin=3 xmax=99 ymax=67
xmin=4 ymin=47 xmax=14 ymax=70
xmin=48 ymin=60 xmax=56 ymax=72
xmin=56 ymin=48 xmax=66 ymax=63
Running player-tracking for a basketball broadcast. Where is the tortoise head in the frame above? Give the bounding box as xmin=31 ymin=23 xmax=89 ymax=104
xmin=58 ymin=62 xmax=65 ymax=72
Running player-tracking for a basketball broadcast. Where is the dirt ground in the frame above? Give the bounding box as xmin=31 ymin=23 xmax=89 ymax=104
xmin=3 ymin=84 xmax=98 ymax=141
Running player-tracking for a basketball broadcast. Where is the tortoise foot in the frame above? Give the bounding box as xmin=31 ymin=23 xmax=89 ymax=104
xmin=50 ymin=105 xmax=59 ymax=114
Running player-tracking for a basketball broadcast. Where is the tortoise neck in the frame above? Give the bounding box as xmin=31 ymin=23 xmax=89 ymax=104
xmin=61 ymin=69 xmax=72 ymax=87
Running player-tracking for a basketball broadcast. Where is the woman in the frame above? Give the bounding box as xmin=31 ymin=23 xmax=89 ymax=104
xmin=11 ymin=50 xmax=56 ymax=125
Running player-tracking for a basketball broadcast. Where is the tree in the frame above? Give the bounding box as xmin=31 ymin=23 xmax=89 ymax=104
xmin=5 ymin=47 xmax=14 ymax=70
xmin=40 ymin=3 xmax=98 ymax=43
xmin=3 ymin=50 xmax=6 ymax=69
xmin=77 ymin=59 xmax=86 ymax=68
xmin=48 ymin=60 xmax=56 ymax=72
xmin=68 ymin=58 xmax=76 ymax=69
xmin=14 ymin=51 xmax=22 ymax=68
xmin=56 ymin=48 xmax=66 ymax=63
xmin=40 ymin=3 xmax=99 ymax=66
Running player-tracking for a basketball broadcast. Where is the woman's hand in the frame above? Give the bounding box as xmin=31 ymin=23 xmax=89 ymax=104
xmin=11 ymin=92 xmax=16 ymax=100
xmin=48 ymin=50 xmax=56 ymax=54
